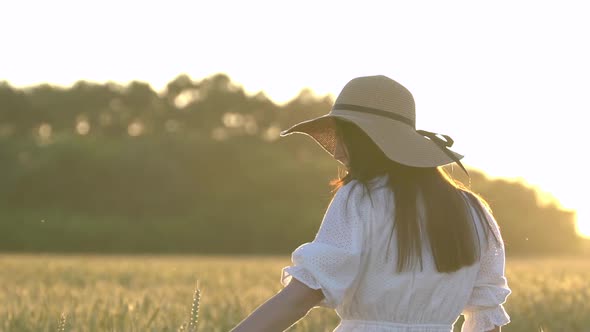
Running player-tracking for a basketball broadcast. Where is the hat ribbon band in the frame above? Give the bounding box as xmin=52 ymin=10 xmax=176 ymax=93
xmin=417 ymin=130 xmax=470 ymax=178
xmin=332 ymin=103 xmax=415 ymax=127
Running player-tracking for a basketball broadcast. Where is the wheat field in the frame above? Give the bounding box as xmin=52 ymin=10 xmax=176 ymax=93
xmin=0 ymin=255 xmax=588 ymax=332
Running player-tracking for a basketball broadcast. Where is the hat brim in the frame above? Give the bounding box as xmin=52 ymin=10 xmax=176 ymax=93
xmin=279 ymin=109 xmax=464 ymax=168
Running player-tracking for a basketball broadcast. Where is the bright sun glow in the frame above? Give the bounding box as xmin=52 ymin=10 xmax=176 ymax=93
xmin=575 ymin=210 xmax=590 ymax=238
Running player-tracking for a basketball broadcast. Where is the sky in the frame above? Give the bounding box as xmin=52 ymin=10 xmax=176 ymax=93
xmin=2 ymin=0 xmax=589 ymax=237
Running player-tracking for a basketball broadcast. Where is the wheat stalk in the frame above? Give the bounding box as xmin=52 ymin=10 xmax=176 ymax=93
xmin=57 ymin=312 xmax=67 ymax=332
xmin=188 ymin=279 xmax=201 ymax=332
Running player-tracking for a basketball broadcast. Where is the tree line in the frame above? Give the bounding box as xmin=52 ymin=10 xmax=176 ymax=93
xmin=0 ymin=73 xmax=584 ymax=255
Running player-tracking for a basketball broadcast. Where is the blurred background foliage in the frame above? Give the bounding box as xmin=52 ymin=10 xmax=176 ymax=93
xmin=0 ymin=73 xmax=585 ymax=255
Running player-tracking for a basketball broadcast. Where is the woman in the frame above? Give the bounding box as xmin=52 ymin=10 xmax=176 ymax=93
xmin=230 ymin=75 xmax=511 ymax=332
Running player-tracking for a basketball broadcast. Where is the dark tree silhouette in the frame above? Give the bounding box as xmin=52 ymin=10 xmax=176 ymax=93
xmin=0 ymin=74 xmax=584 ymax=255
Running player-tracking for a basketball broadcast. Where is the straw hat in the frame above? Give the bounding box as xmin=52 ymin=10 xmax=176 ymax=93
xmin=279 ymin=75 xmax=469 ymax=176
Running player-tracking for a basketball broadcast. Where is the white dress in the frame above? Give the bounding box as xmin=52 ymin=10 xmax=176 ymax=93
xmin=281 ymin=174 xmax=511 ymax=332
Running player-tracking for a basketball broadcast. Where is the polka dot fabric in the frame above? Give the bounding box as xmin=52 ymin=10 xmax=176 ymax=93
xmin=460 ymin=193 xmax=512 ymax=332
xmin=280 ymin=174 xmax=511 ymax=332
xmin=281 ymin=176 xmax=369 ymax=309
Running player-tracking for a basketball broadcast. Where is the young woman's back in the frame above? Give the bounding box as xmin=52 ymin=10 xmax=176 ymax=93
xmin=281 ymin=174 xmax=511 ymax=332
xmin=260 ymin=75 xmax=514 ymax=332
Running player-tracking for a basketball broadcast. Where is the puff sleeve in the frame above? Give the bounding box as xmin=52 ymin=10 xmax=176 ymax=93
xmin=461 ymin=198 xmax=512 ymax=332
xmin=280 ymin=180 xmax=368 ymax=309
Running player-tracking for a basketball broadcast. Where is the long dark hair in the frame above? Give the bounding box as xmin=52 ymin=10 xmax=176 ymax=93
xmin=329 ymin=117 xmax=501 ymax=273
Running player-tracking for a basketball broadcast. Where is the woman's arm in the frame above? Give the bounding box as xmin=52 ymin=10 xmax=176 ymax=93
xmin=230 ymin=278 xmax=325 ymax=332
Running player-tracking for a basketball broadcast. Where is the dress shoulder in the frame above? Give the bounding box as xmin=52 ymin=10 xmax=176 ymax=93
xmin=280 ymin=177 xmax=370 ymax=309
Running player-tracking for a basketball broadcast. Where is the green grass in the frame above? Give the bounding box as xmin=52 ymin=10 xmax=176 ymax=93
xmin=0 ymin=255 xmax=588 ymax=331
